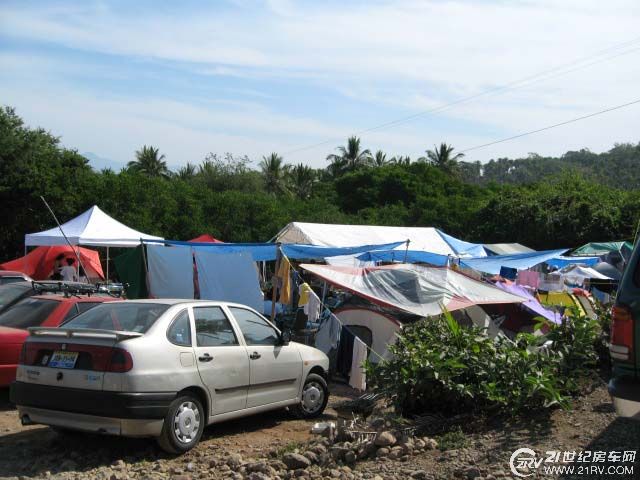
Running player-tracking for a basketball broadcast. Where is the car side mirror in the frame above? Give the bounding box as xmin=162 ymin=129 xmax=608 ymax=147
xmin=280 ymin=329 xmax=292 ymax=346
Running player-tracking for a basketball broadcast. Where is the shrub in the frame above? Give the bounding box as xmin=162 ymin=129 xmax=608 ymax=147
xmin=366 ymin=310 xmax=600 ymax=416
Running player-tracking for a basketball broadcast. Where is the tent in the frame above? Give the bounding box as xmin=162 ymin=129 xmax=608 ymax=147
xmin=0 ymin=246 xmax=104 ymax=281
xmin=333 ymin=307 xmax=401 ymax=362
xmin=493 ymin=281 xmax=561 ymax=324
xmin=25 ymin=205 xmax=163 ymax=247
xmin=189 ymin=234 xmax=222 ymax=243
xmin=274 ymin=222 xmax=487 ymax=257
xmin=484 ymin=243 xmax=535 ymax=256
xmin=460 ymin=249 xmax=567 ymax=275
xmin=300 ymin=263 xmax=525 ymax=318
xmin=571 ymin=241 xmax=633 ymax=258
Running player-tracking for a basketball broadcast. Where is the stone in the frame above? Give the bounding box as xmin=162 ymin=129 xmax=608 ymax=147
xmin=463 ymin=466 xmax=481 ymax=479
xmin=226 ymin=453 xmax=244 ymax=468
xmin=304 ymin=451 xmax=320 ymax=464
xmin=186 ymin=462 xmax=196 ymax=472
xmin=171 ymin=475 xmax=191 ymax=480
xmin=282 ymin=453 xmax=312 ymax=470
xmin=309 ymin=444 xmax=328 ymax=456
xmin=375 ymin=448 xmax=390 ymax=458
xmin=410 ymin=471 xmax=429 ymax=480
xmin=357 ymin=442 xmax=377 ymax=460
xmin=344 ymin=451 xmax=357 ymax=464
xmin=330 ymin=446 xmax=349 ymax=462
xmin=247 ymin=473 xmax=271 ymax=480
xmin=414 ymin=439 xmax=426 ymax=450
xmin=374 ymin=431 xmax=396 ymax=448
xmin=294 ymin=468 xmax=308 ymax=477
xmin=424 ymin=438 xmax=438 ymax=450
xmin=111 ymin=460 xmax=126 ymax=471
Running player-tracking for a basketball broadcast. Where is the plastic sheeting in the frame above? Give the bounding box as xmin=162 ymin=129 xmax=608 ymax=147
xmin=484 ymin=243 xmax=535 ymax=256
xmin=275 ymin=222 xmax=467 ymax=256
xmin=147 ymin=245 xmax=194 ymax=299
xmin=195 ymin=250 xmax=263 ymax=312
xmin=25 ymin=205 xmax=163 ymax=247
xmin=113 ymin=246 xmax=148 ymax=299
xmin=494 ymin=281 xmax=561 ymax=324
xmin=546 ymin=256 xmax=599 ymax=268
xmin=356 ymin=250 xmax=449 ymax=266
xmin=436 ymin=230 xmax=487 ymax=257
xmin=300 ymin=264 xmax=525 ymax=318
xmin=460 ymin=249 xmax=568 ymax=275
xmin=572 ymin=241 xmax=633 ymax=257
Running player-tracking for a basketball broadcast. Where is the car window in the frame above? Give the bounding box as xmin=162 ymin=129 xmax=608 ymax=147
xmin=0 ymin=277 xmax=27 ymax=286
xmin=0 ymin=284 xmax=31 ymax=309
xmin=229 ymin=307 xmax=279 ymax=346
xmin=63 ymin=303 xmax=169 ymax=333
xmin=77 ymin=302 xmax=102 ymax=314
xmin=0 ymin=298 xmax=59 ymax=329
xmin=61 ymin=304 xmax=80 ymax=323
xmin=168 ymin=310 xmax=192 ymax=347
xmin=194 ymin=306 xmax=238 ymax=347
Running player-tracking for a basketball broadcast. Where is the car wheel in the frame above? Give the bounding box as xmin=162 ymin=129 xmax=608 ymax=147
xmin=157 ymin=394 xmax=205 ymax=454
xmin=292 ymin=373 xmax=329 ymax=419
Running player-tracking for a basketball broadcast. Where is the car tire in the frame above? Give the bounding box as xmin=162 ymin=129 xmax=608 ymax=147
xmin=51 ymin=426 xmax=82 ymax=437
xmin=157 ymin=394 xmax=205 ymax=454
xmin=292 ymin=373 xmax=329 ymax=419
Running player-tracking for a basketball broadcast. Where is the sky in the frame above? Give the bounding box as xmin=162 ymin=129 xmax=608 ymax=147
xmin=1 ymin=0 xmax=640 ymax=170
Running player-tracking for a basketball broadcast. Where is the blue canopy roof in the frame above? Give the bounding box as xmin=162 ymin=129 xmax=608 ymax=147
xmin=357 ymin=249 xmax=449 ymax=266
xmin=460 ymin=249 xmax=568 ymax=275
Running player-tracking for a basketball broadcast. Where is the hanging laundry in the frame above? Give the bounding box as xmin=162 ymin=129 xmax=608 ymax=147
xmin=298 ymin=282 xmax=312 ymax=306
xmin=304 ymin=290 xmax=321 ymax=323
xmin=539 ymin=273 xmax=563 ymax=292
xmin=275 ymin=256 xmax=292 ymax=304
xmin=349 ymin=337 xmax=368 ymax=391
xmin=315 ymin=314 xmax=341 ymax=354
xmin=516 ymin=270 xmax=539 ymax=289
xmin=147 ymin=245 xmax=194 ymax=299
xmin=336 ymin=326 xmax=355 ymax=377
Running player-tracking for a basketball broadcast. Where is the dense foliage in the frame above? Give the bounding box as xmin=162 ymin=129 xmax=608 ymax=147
xmin=366 ymin=311 xmax=601 ymax=416
xmin=1 ymin=105 xmax=639 ymax=262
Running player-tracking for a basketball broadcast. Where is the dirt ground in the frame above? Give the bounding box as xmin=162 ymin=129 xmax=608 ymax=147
xmin=0 ymin=379 xmax=639 ymax=480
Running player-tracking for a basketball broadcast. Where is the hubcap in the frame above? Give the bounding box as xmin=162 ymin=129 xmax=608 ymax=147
xmin=173 ymin=401 xmax=201 ymax=444
xmin=301 ymin=382 xmax=324 ymax=414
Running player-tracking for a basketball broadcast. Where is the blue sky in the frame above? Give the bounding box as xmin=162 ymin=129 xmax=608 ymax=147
xmin=1 ymin=0 xmax=639 ymax=169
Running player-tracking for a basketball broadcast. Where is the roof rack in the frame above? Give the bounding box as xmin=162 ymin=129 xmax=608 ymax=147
xmin=31 ymin=281 xmax=99 ymax=297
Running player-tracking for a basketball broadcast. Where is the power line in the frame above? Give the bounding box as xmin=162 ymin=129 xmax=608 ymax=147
xmin=281 ymin=35 xmax=640 ymax=156
xmin=459 ymin=98 xmax=640 ymax=154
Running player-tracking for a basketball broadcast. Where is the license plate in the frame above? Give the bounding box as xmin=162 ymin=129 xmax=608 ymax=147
xmin=48 ymin=351 xmax=78 ymax=369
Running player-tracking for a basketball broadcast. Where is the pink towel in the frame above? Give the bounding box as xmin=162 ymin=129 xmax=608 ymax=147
xmin=517 ymin=270 xmax=539 ymax=289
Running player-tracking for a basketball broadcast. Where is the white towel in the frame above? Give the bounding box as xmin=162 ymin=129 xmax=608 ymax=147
xmin=349 ymin=337 xmax=368 ymax=391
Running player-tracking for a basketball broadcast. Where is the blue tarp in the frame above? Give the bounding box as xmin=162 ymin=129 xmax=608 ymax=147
xmin=357 ymin=249 xmax=449 ymax=266
xmin=143 ymin=239 xmax=406 ymax=262
xmin=436 ymin=230 xmax=487 ymax=257
xmin=460 ymin=249 xmax=568 ymax=275
xmin=546 ymin=256 xmax=600 ymax=268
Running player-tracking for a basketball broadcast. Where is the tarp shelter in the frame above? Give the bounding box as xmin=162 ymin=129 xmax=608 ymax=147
xmin=460 ymin=249 xmax=568 ymax=275
xmin=357 ymin=250 xmax=449 ymax=266
xmin=189 ymin=234 xmax=222 ymax=243
xmin=571 ymin=241 xmax=633 ymax=258
xmin=300 ymin=264 xmax=525 ymax=318
xmin=25 ymin=205 xmax=163 ymax=247
xmin=0 ymin=246 xmax=104 ymax=281
xmin=113 ymin=246 xmax=148 ymax=299
xmin=484 ymin=243 xmax=535 ymax=256
xmin=494 ymin=281 xmax=561 ymax=324
xmin=546 ymin=256 xmax=599 ymax=269
xmin=274 ymin=222 xmax=487 ymax=257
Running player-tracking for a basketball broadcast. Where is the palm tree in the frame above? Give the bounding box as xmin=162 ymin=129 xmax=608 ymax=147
xmin=326 ymin=136 xmax=372 ymax=174
xmin=260 ymin=153 xmax=290 ymax=195
xmin=127 ymin=145 xmax=170 ymax=177
xmin=419 ymin=143 xmax=464 ymax=173
xmin=177 ymin=162 xmax=197 ymax=180
xmin=373 ymin=150 xmax=388 ymax=167
xmin=390 ymin=155 xmax=411 ymax=166
xmin=287 ymin=163 xmax=316 ymax=199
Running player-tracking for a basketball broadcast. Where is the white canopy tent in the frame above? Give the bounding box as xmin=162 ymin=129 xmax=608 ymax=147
xmin=25 ymin=205 xmax=163 ymax=281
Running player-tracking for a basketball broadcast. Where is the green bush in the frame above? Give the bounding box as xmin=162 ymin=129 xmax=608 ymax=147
xmin=366 ymin=310 xmax=600 ymax=416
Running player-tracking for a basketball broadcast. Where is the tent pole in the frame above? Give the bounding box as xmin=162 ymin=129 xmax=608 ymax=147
xmin=271 ymin=243 xmax=282 ymax=321
xmin=403 ymin=239 xmax=410 ymax=263
xmin=106 ymin=247 xmax=110 ymax=286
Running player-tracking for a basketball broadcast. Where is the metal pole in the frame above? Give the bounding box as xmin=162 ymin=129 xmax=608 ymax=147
xmin=140 ymin=240 xmax=150 ymax=298
xmin=106 ymin=246 xmax=110 ymax=286
xmin=403 ymin=239 xmax=411 ymax=263
xmin=39 ymin=196 xmax=87 ymax=277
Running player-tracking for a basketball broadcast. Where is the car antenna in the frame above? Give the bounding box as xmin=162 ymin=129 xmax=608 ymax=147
xmin=39 ymin=196 xmax=88 ymax=282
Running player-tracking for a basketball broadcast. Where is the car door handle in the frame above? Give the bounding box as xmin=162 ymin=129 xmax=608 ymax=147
xmin=198 ymin=354 xmax=213 ymax=362
xmin=249 ymin=352 xmax=261 ymax=360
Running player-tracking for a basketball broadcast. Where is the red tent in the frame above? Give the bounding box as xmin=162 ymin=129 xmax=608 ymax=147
xmin=0 ymin=246 xmax=104 ymax=280
xmin=189 ymin=234 xmax=223 ymax=243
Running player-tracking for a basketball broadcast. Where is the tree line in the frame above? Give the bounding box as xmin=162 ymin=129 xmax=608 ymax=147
xmin=1 ymin=105 xmax=639 ymax=262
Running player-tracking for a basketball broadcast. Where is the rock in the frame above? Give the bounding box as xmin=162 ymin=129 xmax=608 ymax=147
xmin=294 ymin=468 xmax=308 ymax=477
xmin=411 ymin=471 xmax=430 ymax=480
xmin=171 ymin=475 xmax=191 ymax=480
xmin=344 ymin=451 xmax=357 ymax=464
xmin=303 ymin=451 xmax=319 ymax=464
xmin=111 ymin=460 xmax=126 ymax=471
xmin=330 ymin=446 xmax=349 ymax=462
xmin=374 ymin=431 xmax=396 ymax=448
xmin=186 ymin=462 xmax=196 ymax=472
xmin=463 ymin=466 xmax=481 ymax=479
xmin=226 ymin=453 xmax=244 ymax=468
xmin=282 ymin=453 xmax=312 ymax=470
xmin=309 ymin=444 xmax=327 ymax=456
xmin=424 ymin=438 xmax=438 ymax=450
xmin=247 ymin=473 xmax=271 ymax=480
xmin=246 ymin=462 xmax=273 ymax=475
xmin=414 ymin=439 xmax=426 ymax=450
xmin=375 ymin=448 xmax=390 ymax=458
xmin=357 ymin=441 xmax=377 ymax=460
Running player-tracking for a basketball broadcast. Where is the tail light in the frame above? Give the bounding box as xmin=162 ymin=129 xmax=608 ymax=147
xmin=610 ymin=304 xmax=634 ymax=362
xmin=107 ymin=348 xmax=133 ymax=373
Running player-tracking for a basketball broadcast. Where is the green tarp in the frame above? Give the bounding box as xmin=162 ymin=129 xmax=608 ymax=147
xmin=113 ymin=245 xmax=148 ymax=299
xmin=572 ymin=241 xmax=633 ymax=257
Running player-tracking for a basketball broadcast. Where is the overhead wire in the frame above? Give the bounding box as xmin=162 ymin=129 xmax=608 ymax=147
xmin=281 ymin=35 xmax=640 ymax=156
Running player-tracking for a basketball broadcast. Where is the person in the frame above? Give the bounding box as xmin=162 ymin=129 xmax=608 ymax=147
xmin=50 ymin=253 xmax=65 ymax=280
xmin=60 ymin=258 xmax=78 ymax=282
xmin=78 ymin=266 xmax=88 ymax=284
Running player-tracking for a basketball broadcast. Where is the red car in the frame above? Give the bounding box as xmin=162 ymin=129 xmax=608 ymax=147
xmin=0 ymin=293 xmax=121 ymax=387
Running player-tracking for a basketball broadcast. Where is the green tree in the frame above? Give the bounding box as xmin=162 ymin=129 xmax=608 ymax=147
xmin=260 ymin=153 xmax=290 ymax=195
xmin=127 ymin=145 xmax=170 ymax=177
xmin=177 ymin=162 xmax=197 ymax=180
xmin=326 ymin=136 xmax=372 ymax=175
xmin=420 ymin=143 xmax=464 ymax=174
xmin=372 ymin=150 xmax=389 ymax=167
xmin=287 ymin=163 xmax=316 ymax=200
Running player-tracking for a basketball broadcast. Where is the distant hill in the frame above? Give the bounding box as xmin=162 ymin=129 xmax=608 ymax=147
xmin=81 ymin=151 xmax=126 ymax=172
xmin=459 ymin=142 xmax=640 ymax=189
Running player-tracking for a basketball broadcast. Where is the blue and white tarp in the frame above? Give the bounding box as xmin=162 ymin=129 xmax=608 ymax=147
xmin=546 ymin=256 xmax=600 ymax=269
xmin=147 ymin=245 xmax=195 ymax=299
xmin=459 ymin=249 xmax=568 ymax=275
xmin=357 ymin=250 xmax=449 ymax=266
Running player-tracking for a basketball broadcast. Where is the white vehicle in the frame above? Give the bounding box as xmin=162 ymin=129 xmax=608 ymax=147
xmin=10 ymin=300 xmax=330 ymax=453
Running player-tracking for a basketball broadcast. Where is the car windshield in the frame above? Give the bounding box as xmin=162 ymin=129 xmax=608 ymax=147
xmin=0 ymin=283 xmax=31 ymax=309
xmin=0 ymin=277 xmax=27 ymax=286
xmin=0 ymin=297 xmax=59 ymax=329
xmin=63 ymin=302 xmax=170 ymax=333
